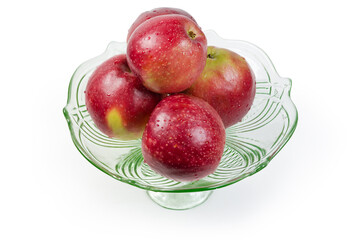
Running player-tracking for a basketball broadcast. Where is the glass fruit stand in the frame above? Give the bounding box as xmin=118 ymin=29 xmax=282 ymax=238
xmin=63 ymin=30 xmax=298 ymax=210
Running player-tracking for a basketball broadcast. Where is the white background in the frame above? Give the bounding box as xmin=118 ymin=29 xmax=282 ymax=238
xmin=1 ymin=0 xmax=359 ymax=239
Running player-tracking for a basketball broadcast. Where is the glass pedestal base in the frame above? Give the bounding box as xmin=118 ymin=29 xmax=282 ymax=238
xmin=146 ymin=190 xmax=213 ymax=210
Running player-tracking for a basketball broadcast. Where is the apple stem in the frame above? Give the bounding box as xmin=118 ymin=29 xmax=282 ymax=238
xmin=188 ymin=31 xmax=196 ymax=39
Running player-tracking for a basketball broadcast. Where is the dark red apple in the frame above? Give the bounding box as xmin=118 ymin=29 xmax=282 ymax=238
xmin=85 ymin=54 xmax=161 ymax=140
xmin=142 ymin=94 xmax=226 ymax=182
xmin=186 ymin=46 xmax=256 ymax=128
xmin=126 ymin=7 xmax=197 ymax=42
xmin=126 ymin=14 xmax=207 ymax=94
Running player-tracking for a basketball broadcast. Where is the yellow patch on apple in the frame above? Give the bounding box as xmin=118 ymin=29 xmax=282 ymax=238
xmin=106 ymin=108 xmax=141 ymax=140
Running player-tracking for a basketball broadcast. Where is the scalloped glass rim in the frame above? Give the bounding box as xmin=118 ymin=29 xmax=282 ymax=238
xmin=63 ymin=30 xmax=298 ymax=193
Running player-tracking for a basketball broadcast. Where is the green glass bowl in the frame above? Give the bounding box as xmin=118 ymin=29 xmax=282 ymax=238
xmin=63 ymin=30 xmax=298 ymax=210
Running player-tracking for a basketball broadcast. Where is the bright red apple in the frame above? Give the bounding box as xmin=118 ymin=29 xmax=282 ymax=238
xmin=126 ymin=7 xmax=197 ymax=42
xmin=186 ymin=46 xmax=256 ymax=128
xmin=85 ymin=54 xmax=161 ymax=140
xmin=142 ymin=94 xmax=226 ymax=182
xmin=126 ymin=14 xmax=207 ymax=94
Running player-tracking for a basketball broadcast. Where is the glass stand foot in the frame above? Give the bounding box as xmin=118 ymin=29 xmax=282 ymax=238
xmin=146 ymin=190 xmax=213 ymax=210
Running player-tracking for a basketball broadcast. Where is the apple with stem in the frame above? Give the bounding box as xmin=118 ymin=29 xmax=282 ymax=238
xmin=127 ymin=7 xmax=197 ymax=42
xmin=186 ymin=46 xmax=256 ymax=128
xmin=85 ymin=54 xmax=162 ymax=140
xmin=142 ymin=94 xmax=226 ymax=182
xmin=127 ymin=14 xmax=207 ymax=94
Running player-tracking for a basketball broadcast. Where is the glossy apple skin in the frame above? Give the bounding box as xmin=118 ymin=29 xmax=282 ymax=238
xmin=126 ymin=7 xmax=196 ymax=42
xmin=186 ymin=46 xmax=256 ymax=128
xmin=127 ymin=14 xmax=207 ymax=94
xmin=85 ymin=54 xmax=161 ymax=140
xmin=142 ymin=94 xmax=226 ymax=182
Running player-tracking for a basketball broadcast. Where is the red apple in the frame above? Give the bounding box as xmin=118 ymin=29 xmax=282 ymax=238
xmin=185 ymin=46 xmax=256 ymax=128
xmin=85 ymin=54 xmax=161 ymax=140
xmin=126 ymin=14 xmax=207 ymax=94
xmin=142 ymin=94 xmax=226 ymax=182
xmin=126 ymin=7 xmax=197 ymax=42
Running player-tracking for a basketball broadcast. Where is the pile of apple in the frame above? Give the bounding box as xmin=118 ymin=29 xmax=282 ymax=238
xmin=85 ymin=8 xmax=256 ymax=182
